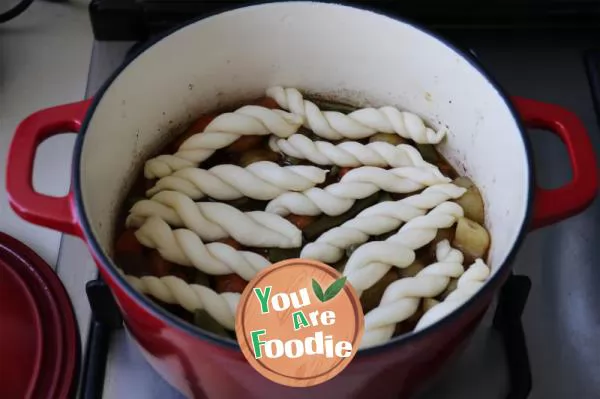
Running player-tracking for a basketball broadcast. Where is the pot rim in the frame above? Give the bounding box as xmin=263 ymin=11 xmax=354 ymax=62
xmin=72 ymin=1 xmax=535 ymax=357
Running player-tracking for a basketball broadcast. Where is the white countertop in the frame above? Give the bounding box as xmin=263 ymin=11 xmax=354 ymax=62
xmin=0 ymin=0 xmax=94 ymax=337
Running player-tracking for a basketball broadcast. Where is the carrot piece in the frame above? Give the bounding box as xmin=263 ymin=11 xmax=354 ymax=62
xmin=148 ymin=251 xmax=175 ymax=277
xmin=214 ymin=274 xmax=248 ymax=294
xmin=286 ymin=214 xmax=316 ymax=230
xmin=339 ymin=167 xmax=354 ymax=179
xmin=226 ymin=135 xmax=264 ymax=153
xmin=170 ymin=114 xmax=218 ymax=152
xmin=251 ymin=97 xmax=280 ymax=110
xmin=115 ymin=230 xmax=143 ymax=255
xmin=216 ymin=238 xmax=242 ymax=250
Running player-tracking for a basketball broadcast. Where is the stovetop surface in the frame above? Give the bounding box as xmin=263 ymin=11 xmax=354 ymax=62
xmin=68 ymin=26 xmax=600 ymax=399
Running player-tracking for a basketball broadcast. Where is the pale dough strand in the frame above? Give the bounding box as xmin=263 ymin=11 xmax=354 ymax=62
xmin=266 ymin=165 xmax=451 ymax=217
xmin=414 ymin=259 xmax=491 ymax=331
xmin=144 ymin=105 xmax=303 ymax=179
xmin=133 ymin=216 xmax=271 ymax=281
xmin=269 ymin=134 xmax=437 ymax=168
xmin=123 ymin=272 xmax=240 ymax=330
xmin=146 ymin=161 xmax=328 ymax=200
xmin=266 ymin=86 xmax=447 ymax=144
xmin=127 ymin=191 xmax=301 ymax=248
xmin=343 ymin=202 xmax=464 ymax=295
xmin=359 ymin=240 xmax=464 ymax=348
xmin=300 ymin=184 xmax=466 ymax=263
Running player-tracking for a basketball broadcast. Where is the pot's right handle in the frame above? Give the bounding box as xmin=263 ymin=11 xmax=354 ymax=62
xmin=512 ymin=97 xmax=598 ymax=230
xmin=6 ymin=100 xmax=91 ymax=236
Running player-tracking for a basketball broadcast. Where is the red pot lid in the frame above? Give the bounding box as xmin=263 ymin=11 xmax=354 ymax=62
xmin=0 ymin=232 xmax=79 ymax=399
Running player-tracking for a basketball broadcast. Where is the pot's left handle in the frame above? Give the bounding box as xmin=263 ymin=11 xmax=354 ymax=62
xmin=6 ymin=100 xmax=91 ymax=236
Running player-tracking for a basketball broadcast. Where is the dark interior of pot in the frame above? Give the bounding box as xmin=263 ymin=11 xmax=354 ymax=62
xmin=78 ymin=2 xmax=530 ymax=349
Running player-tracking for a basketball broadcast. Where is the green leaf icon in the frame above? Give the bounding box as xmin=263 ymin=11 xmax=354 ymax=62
xmin=312 ymin=277 xmax=347 ymax=303
xmin=323 ymin=276 xmax=347 ymax=302
xmin=312 ymin=279 xmax=325 ymax=302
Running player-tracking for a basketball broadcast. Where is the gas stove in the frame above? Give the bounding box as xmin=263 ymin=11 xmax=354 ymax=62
xmin=66 ymin=2 xmax=600 ymax=398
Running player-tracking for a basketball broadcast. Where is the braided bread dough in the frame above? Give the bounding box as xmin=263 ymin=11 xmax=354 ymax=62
xmin=146 ymin=161 xmax=328 ymax=200
xmin=134 ymin=216 xmax=270 ymax=280
xmin=266 ymin=166 xmax=451 ymax=217
xmin=301 ymin=184 xmax=466 ymax=263
xmin=124 ymin=272 xmax=239 ymax=330
xmin=269 ymin=134 xmax=436 ymax=168
xmin=415 ymin=259 xmax=490 ymax=331
xmin=127 ymin=191 xmax=301 ymax=248
xmin=360 ymin=240 xmax=465 ymax=348
xmin=144 ymin=105 xmax=303 ymax=179
xmin=343 ymin=202 xmax=464 ymax=295
xmin=266 ymin=86 xmax=447 ymax=144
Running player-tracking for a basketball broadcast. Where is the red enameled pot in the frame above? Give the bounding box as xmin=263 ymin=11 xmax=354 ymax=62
xmin=6 ymin=3 xmax=598 ymax=398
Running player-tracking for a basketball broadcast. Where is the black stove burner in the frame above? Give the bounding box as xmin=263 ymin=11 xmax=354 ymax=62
xmin=89 ymin=0 xmax=600 ymax=41
xmin=493 ymin=275 xmax=532 ymax=399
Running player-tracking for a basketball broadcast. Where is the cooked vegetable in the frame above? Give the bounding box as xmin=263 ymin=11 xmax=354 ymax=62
xmin=452 ymin=217 xmax=490 ymax=262
xmin=268 ymin=247 xmax=301 ymax=263
xmin=217 ymin=238 xmax=242 ymax=250
xmin=400 ymin=259 xmax=425 ymax=278
xmin=416 ymin=144 xmax=439 ymax=164
xmin=214 ymin=274 xmax=248 ymax=294
xmin=440 ymin=278 xmax=458 ymax=300
xmin=453 ymin=176 xmax=474 ymax=189
xmin=303 ymin=193 xmax=380 ymax=240
xmin=252 ymin=97 xmax=279 ymax=109
xmin=368 ymin=132 xmax=409 ymax=145
xmin=282 ymin=155 xmax=303 ymax=165
xmin=338 ymin=167 xmax=354 ymax=178
xmin=423 ymin=298 xmax=440 ymax=312
xmin=286 ymin=214 xmax=317 ymax=229
xmin=193 ymin=309 xmax=229 ymax=337
xmin=427 ymin=227 xmax=456 ymax=259
xmin=194 ymin=271 xmax=211 ymax=287
xmin=227 ymin=136 xmax=265 ymax=154
xmin=149 ymin=250 xmax=174 ymax=277
xmin=360 ymin=269 xmax=400 ymax=313
xmin=239 ymin=148 xmax=279 ymax=166
xmin=170 ymin=114 xmax=217 ymax=152
xmin=453 ymin=177 xmax=485 ymax=224
xmin=314 ymin=99 xmax=357 ymax=113
xmin=115 ymin=230 xmax=143 ymax=255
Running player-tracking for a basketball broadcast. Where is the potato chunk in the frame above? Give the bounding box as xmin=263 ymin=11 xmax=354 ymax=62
xmin=400 ymin=259 xmax=425 ymax=278
xmin=239 ymin=149 xmax=279 ymax=166
xmin=369 ymin=133 xmax=409 ymax=145
xmin=423 ymin=298 xmax=440 ymax=312
xmin=452 ymin=217 xmax=491 ymax=262
xmin=453 ymin=177 xmax=485 ymax=224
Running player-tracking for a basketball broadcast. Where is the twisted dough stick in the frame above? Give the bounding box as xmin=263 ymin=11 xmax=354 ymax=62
xmin=266 ymin=86 xmax=447 ymax=144
xmin=360 ymin=240 xmax=465 ymax=348
xmin=127 ymin=191 xmax=301 ymax=248
xmin=134 ymin=216 xmax=271 ymax=281
xmin=144 ymin=105 xmax=303 ymax=179
xmin=414 ymin=259 xmax=490 ymax=331
xmin=301 ymin=184 xmax=466 ymax=263
xmin=269 ymin=134 xmax=437 ymax=168
xmin=146 ymin=161 xmax=328 ymax=200
xmin=343 ymin=202 xmax=464 ymax=295
xmin=266 ymin=166 xmax=451 ymax=217
xmin=124 ymin=272 xmax=240 ymax=330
